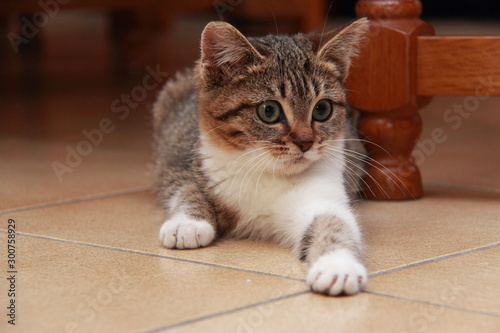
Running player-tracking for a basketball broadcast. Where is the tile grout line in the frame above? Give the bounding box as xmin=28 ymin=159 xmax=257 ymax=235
xmin=368 ymin=242 xmax=500 ymax=278
xmin=3 ymin=232 xmax=497 ymax=284
xmin=0 ymin=186 xmax=154 ymax=214
xmin=145 ymin=282 xmax=500 ymax=333
xmin=9 ymin=232 xmax=306 ymax=283
xmin=2 ymin=181 xmax=496 ymax=216
xmin=3 ymin=233 xmax=499 ymax=331
xmin=365 ymin=291 xmax=500 ymax=318
xmin=140 ymin=290 xmax=310 ymax=333
xmin=145 ymin=280 xmax=500 ymax=333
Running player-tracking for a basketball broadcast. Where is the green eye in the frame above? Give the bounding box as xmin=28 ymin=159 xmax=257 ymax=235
xmin=312 ymin=99 xmax=333 ymax=122
xmin=257 ymin=101 xmax=282 ymax=124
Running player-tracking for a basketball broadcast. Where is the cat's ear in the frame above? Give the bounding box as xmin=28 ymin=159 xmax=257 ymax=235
xmin=310 ymin=18 xmax=369 ymax=81
xmin=199 ymin=21 xmax=264 ymax=87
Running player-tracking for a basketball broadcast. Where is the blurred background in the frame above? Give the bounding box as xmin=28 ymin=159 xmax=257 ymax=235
xmin=0 ymin=0 xmax=499 ymax=146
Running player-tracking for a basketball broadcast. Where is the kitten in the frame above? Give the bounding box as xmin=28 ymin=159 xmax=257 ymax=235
xmin=152 ymin=18 xmax=369 ymax=296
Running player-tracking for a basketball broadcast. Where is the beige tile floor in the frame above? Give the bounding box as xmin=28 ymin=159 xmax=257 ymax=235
xmin=1 ymin=13 xmax=500 ymax=333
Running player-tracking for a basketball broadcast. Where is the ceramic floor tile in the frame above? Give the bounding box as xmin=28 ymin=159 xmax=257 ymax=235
xmin=166 ymin=292 xmax=500 ymax=333
xmin=359 ymin=186 xmax=500 ymax=274
xmin=3 ymin=185 xmax=499 ymax=284
xmin=418 ymin=96 xmax=500 ymax=191
xmin=0 ymin=138 xmax=152 ymax=212
xmin=368 ymin=246 xmax=500 ymax=315
xmin=1 ymin=191 xmax=307 ymax=281
xmin=0 ymin=233 xmax=305 ymax=333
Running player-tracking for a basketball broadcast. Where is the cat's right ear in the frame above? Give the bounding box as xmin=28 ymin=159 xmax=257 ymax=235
xmin=199 ymin=22 xmax=264 ymax=87
xmin=308 ymin=18 xmax=369 ymax=82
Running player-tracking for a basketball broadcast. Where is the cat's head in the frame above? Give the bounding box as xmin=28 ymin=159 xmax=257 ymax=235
xmin=195 ymin=19 xmax=368 ymax=175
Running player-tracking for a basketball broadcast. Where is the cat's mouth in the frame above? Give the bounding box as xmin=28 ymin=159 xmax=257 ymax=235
xmin=270 ymin=151 xmax=306 ymax=163
xmin=280 ymin=150 xmax=322 ymax=169
xmin=273 ymin=154 xmax=313 ymax=175
xmin=278 ymin=151 xmax=315 ymax=165
xmin=264 ymin=144 xmax=323 ymax=174
xmin=289 ymin=155 xmax=307 ymax=163
xmin=277 ymin=148 xmax=319 ymax=163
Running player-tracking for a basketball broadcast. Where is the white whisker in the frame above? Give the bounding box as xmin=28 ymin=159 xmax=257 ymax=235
xmin=238 ymin=151 xmax=269 ymax=205
xmin=271 ymin=153 xmax=282 ymax=181
xmin=323 ymin=153 xmax=360 ymax=193
xmin=324 ymin=151 xmax=380 ymax=198
xmin=326 ymin=145 xmax=412 ymax=198
xmin=190 ymin=124 xmax=227 ymax=155
xmin=323 ymin=138 xmax=393 ymax=159
xmin=233 ymin=146 xmax=269 ymax=163
xmin=227 ymin=149 xmax=269 ymax=200
xmin=254 ymin=155 xmax=275 ymax=199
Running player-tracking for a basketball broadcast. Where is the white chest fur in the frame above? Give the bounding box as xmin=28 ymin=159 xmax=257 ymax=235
xmin=200 ymin=139 xmax=353 ymax=247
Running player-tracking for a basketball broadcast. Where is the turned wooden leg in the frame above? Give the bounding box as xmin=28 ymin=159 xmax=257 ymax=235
xmin=358 ymin=109 xmax=423 ymax=200
xmin=347 ymin=0 xmax=434 ymax=200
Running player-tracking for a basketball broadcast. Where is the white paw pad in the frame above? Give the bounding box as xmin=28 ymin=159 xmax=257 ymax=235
xmin=307 ymin=249 xmax=367 ymax=296
xmin=159 ymin=213 xmax=216 ymax=249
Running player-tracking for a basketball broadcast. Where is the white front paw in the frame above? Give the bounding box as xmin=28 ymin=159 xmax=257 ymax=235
xmin=159 ymin=213 xmax=216 ymax=249
xmin=307 ymin=249 xmax=367 ymax=296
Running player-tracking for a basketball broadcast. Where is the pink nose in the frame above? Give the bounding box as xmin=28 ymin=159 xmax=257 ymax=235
xmin=294 ymin=140 xmax=313 ymax=152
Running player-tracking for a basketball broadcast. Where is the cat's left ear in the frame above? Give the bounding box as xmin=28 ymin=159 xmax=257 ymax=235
xmin=311 ymin=18 xmax=369 ymax=81
xmin=199 ymin=21 xmax=264 ymax=87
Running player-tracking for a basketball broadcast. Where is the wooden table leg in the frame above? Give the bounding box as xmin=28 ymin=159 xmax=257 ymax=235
xmin=347 ymin=0 xmax=434 ymax=200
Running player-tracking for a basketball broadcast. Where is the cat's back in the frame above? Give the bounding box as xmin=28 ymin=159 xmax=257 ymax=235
xmin=152 ymin=68 xmax=199 ymax=171
xmin=152 ymin=68 xmax=197 ymax=132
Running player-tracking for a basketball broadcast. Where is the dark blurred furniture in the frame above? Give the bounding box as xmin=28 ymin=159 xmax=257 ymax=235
xmin=0 ymin=0 xmax=325 ymax=30
xmin=0 ymin=0 xmax=325 ymax=72
xmin=0 ymin=0 xmax=325 ymax=44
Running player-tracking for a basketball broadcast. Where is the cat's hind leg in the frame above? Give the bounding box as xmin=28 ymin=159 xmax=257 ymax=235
xmin=159 ymin=183 xmax=217 ymax=249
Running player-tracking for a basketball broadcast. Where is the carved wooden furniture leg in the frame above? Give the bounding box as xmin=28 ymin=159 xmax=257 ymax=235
xmin=347 ymin=0 xmax=434 ymax=200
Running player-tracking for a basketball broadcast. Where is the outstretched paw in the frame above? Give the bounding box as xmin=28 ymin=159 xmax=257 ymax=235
xmin=159 ymin=213 xmax=216 ymax=249
xmin=307 ymin=249 xmax=367 ymax=296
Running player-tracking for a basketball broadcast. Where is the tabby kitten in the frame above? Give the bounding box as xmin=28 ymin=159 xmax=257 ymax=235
xmin=152 ymin=18 xmax=369 ymax=296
